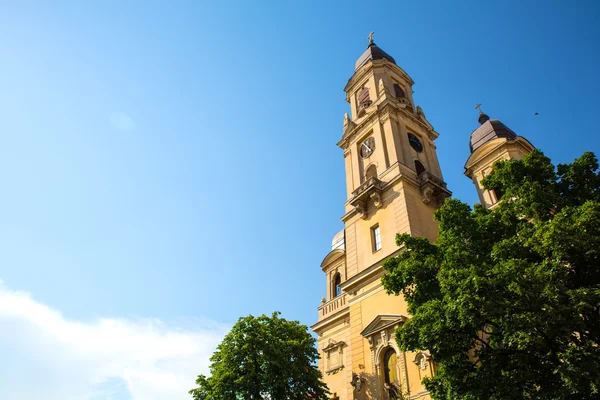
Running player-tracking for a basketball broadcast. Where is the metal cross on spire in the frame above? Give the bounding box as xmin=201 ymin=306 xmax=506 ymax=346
xmin=475 ymin=103 xmax=484 ymax=115
xmin=368 ymin=31 xmax=374 ymax=44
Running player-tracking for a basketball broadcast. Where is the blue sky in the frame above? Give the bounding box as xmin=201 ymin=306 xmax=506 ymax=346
xmin=1 ymin=1 xmax=599 ymax=398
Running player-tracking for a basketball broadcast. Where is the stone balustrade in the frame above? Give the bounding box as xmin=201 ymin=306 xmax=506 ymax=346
xmin=318 ymin=294 xmax=348 ymax=320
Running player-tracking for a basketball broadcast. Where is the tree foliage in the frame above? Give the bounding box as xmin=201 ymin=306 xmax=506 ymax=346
xmin=382 ymin=150 xmax=600 ymax=399
xmin=189 ymin=312 xmax=329 ymax=400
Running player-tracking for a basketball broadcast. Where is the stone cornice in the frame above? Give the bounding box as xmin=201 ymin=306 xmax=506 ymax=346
xmin=464 ymin=136 xmax=535 ymax=177
xmin=320 ymin=249 xmax=346 ymax=272
xmin=398 ymin=105 xmax=439 ymax=141
xmin=341 ymin=161 xmax=439 ymax=223
xmin=344 ymin=59 xmax=414 ymax=94
xmin=338 ymin=100 xmax=438 ymax=150
xmin=311 ymin=306 xmax=349 ymax=333
xmin=465 ymin=139 xmax=504 ymax=175
xmin=339 ymin=246 xmax=404 ymax=294
xmin=337 ymin=105 xmax=382 ymax=149
xmin=338 ymin=102 xmax=404 ymax=149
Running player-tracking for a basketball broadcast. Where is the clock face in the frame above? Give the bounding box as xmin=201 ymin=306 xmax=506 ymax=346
xmin=359 ymin=137 xmax=375 ymax=159
xmin=408 ymin=133 xmax=424 ymax=152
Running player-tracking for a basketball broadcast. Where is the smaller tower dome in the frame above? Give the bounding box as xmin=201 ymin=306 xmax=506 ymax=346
xmin=464 ymin=107 xmax=535 ymax=209
xmin=331 ymin=230 xmax=345 ymax=251
xmin=469 ymin=106 xmax=517 ymax=153
xmin=469 ymin=119 xmax=517 ymax=153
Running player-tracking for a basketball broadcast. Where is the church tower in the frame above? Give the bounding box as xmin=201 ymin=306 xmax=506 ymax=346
xmin=312 ymin=35 xmax=450 ymax=400
xmin=464 ymin=107 xmax=535 ymax=208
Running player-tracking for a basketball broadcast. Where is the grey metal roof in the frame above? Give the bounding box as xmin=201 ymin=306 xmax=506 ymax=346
xmin=469 ymin=119 xmax=518 ymax=153
xmin=354 ymin=43 xmax=396 ymax=71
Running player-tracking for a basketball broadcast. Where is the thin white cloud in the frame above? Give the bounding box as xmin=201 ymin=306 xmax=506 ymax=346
xmin=109 ymin=112 xmax=136 ymax=131
xmin=0 ymin=281 xmax=227 ymax=400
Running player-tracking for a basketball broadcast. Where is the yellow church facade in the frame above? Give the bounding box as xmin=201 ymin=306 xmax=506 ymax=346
xmin=312 ymin=37 xmax=534 ymax=400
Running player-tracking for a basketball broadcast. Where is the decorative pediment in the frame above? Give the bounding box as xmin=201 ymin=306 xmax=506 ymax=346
xmin=360 ymin=314 xmax=407 ymax=338
xmin=322 ymin=339 xmax=346 ymax=352
xmin=320 ymin=249 xmax=345 ymax=271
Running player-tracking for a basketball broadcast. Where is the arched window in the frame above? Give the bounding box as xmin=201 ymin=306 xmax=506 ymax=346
xmin=365 ymin=164 xmax=378 ymax=180
xmin=383 ymin=348 xmax=401 ymax=399
xmin=383 ymin=348 xmax=399 ymax=385
xmin=333 ymin=273 xmax=342 ymax=297
xmin=393 ymin=83 xmax=405 ymax=98
xmin=414 ymin=160 xmax=426 ymax=176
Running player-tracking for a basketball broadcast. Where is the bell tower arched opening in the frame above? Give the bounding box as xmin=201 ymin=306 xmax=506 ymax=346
xmin=415 ymin=160 xmax=426 ymax=176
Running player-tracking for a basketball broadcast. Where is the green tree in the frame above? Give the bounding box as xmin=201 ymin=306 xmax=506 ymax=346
xmin=189 ymin=312 xmax=329 ymax=400
xmin=382 ymin=150 xmax=600 ymax=399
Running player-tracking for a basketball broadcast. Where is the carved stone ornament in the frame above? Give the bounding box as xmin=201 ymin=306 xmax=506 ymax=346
xmin=355 ymin=200 xmax=367 ymax=219
xmin=350 ymin=177 xmax=385 ymax=218
xmin=350 ymin=372 xmax=364 ymax=392
xmin=381 ymin=330 xmax=388 ymax=346
xmin=370 ymin=191 xmax=383 ymax=208
xmin=421 ymin=186 xmax=435 ymax=204
xmin=343 ymin=113 xmax=356 ymax=136
xmin=413 ymin=352 xmax=431 ymax=370
xmin=418 ymin=171 xmax=451 ymax=205
xmin=416 ymin=105 xmax=434 ymax=131
xmin=367 ymin=336 xmax=374 ymax=350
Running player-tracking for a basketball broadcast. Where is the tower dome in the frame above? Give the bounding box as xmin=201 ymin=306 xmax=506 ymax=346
xmin=469 ymin=118 xmax=518 ymax=153
xmin=354 ymin=42 xmax=397 ymax=71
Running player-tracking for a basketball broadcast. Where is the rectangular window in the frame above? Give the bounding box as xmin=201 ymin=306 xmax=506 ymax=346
xmin=372 ymin=225 xmax=381 ymax=252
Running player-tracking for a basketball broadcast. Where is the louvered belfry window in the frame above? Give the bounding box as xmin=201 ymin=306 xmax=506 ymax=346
xmin=394 ymin=83 xmax=405 ymax=98
xmin=358 ymin=86 xmax=371 ymax=109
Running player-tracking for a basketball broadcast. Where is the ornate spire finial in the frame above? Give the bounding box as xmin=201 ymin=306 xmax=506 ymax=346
xmin=368 ymin=31 xmax=374 ymax=44
xmin=475 ymin=103 xmax=484 ymax=115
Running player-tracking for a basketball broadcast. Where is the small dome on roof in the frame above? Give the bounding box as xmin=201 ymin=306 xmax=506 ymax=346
xmin=331 ymin=230 xmax=345 ymax=251
xmin=354 ymin=42 xmax=396 ymax=71
xmin=469 ymin=119 xmax=518 ymax=153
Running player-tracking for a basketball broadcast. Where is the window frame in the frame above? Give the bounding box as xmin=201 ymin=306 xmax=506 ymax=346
xmin=333 ymin=273 xmax=342 ymax=298
xmin=372 ymin=224 xmax=382 ymax=252
xmin=407 ymin=133 xmax=424 ymax=153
